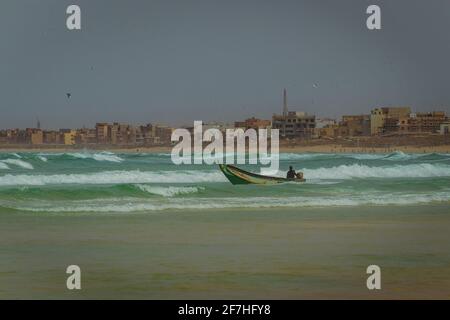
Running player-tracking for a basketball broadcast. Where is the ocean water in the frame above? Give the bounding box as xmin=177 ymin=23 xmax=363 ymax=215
xmin=0 ymin=151 xmax=449 ymax=213
xmin=1 ymin=151 xmax=450 ymax=298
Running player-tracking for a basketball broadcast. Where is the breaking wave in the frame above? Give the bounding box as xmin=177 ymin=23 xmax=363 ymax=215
xmin=0 ymin=161 xmax=449 ymax=186
xmin=0 ymin=159 xmax=34 ymax=170
xmin=0 ymin=162 xmax=10 ymax=170
xmin=279 ymin=151 xmax=450 ymax=162
xmin=67 ymin=152 xmax=124 ymax=163
xmin=301 ymin=163 xmax=450 ymax=180
xmin=135 ymin=185 xmax=204 ymax=197
xmin=0 ymin=170 xmax=225 ymax=186
xmin=5 ymin=191 xmax=450 ymax=213
xmin=31 ymin=152 xmax=124 ymax=163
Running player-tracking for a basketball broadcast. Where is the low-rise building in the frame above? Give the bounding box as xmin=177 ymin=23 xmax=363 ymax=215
xmin=315 ymin=118 xmax=336 ymax=129
xmin=370 ymin=107 xmax=411 ymax=135
xmin=272 ymin=111 xmax=316 ymax=139
xmin=110 ymin=123 xmax=134 ymax=145
xmin=234 ymin=117 xmax=271 ymax=130
xmin=76 ymin=128 xmax=97 ymax=144
xmin=60 ymin=129 xmax=76 ymax=145
xmin=154 ymin=125 xmax=173 ymax=144
xmin=96 ymin=123 xmax=110 ymax=144
xmin=272 ymin=89 xmax=315 ymax=139
xmin=43 ymin=131 xmax=61 ymax=144
xmin=440 ymin=122 xmax=450 ymax=135
xmin=30 ymin=130 xmax=43 ymax=145
xmin=397 ymin=111 xmax=447 ymax=134
xmin=340 ymin=115 xmax=370 ymax=136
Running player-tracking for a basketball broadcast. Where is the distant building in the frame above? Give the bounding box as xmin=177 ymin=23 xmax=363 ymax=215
xmin=440 ymin=122 xmax=450 ymax=135
xmin=340 ymin=115 xmax=371 ymax=136
xmin=110 ymin=123 xmax=134 ymax=145
xmin=96 ymin=123 xmax=110 ymax=144
xmin=203 ymin=122 xmax=234 ymax=132
xmin=272 ymin=89 xmax=315 ymax=139
xmin=184 ymin=122 xmax=234 ymax=136
xmin=234 ymin=117 xmax=271 ymax=130
xmin=43 ymin=130 xmax=61 ymax=144
xmin=60 ymin=129 xmax=76 ymax=145
xmin=76 ymin=128 xmax=97 ymax=144
xmin=370 ymin=108 xmax=447 ymax=134
xmin=0 ymin=130 xmax=6 ymax=144
xmin=139 ymin=123 xmax=156 ymax=145
xmin=370 ymin=107 xmax=411 ymax=135
xmin=315 ymin=118 xmax=336 ymax=129
xmin=396 ymin=111 xmax=447 ymax=134
xmin=0 ymin=129 xmax=17 ymax=144
xmin=30 ymin=130 xmax=43 ymax=145
xmin=154 ymin=125 xmax=173 ymax=144
xmin=134 ymin=126 xmax=145 ymax=145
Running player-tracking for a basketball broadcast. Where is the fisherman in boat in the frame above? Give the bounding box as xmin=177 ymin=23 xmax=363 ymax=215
xmin=287 ymin=166 xmax=304 ymax=180
xmin=286 ymin=166 xmax=296 ymax=179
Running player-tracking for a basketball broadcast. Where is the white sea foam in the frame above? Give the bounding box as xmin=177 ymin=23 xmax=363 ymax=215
xmin=7 ymin=191 xmax=450 ymax=213
xmin=37 ymin=156 xmax=48 ymax=162
xmin=300 ymin=163 xmax=450 ymax=180
xmin=68 ymin=152 xmax=124 ymax=163
xmin=0 ymin=162 xmax=449 ymax=186
xmin=382 ymin=151 xmax=417 ymax=161
xmin=93 ymin=153 xmax=123 ymax=162
xmin=0 ymin=159 xmax=34 ymax=169
xmin=0 ymin=170 xmax=226 ymax=186
xmin=277 ymin=151 xmax=449 ymax=162
xmin=135 ymin=185 xmax=204 ymax=197
xmin=0 ymin=162 xmax=10 ymax=170
xmin=278 ymin=153 xmax=337 ymax=161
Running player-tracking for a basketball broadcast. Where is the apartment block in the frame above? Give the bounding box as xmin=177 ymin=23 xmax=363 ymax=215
xmin=234 ymin=117 xmax=271 ymax=130
xmin=370 ymin=107 xmax=411 ymax=135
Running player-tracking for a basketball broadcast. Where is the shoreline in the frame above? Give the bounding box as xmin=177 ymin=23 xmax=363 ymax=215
xmin=2 ymin=204 xmax=449 ymax=299
xmin=1 ymin=144 xmax=450 ymax=154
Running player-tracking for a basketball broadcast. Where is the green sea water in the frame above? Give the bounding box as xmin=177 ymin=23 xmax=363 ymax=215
xmin=0 ymin=151 xmax=449 ymax=298
xmin=0 ymin=151 xmax=450 ymax=213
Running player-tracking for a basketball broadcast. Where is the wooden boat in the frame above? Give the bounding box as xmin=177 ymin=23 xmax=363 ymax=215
xmin=219 ymin=164 xmax=305 ymax=185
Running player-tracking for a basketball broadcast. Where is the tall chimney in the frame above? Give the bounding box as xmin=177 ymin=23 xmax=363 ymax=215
xmin=283 ymin=88 xmax=288 ymax=117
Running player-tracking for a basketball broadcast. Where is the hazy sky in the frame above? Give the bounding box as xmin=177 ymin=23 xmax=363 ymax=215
xmin=1 ymin=0 xmax=449 ymax=129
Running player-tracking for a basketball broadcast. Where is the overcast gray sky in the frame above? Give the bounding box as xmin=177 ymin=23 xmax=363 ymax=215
xmin=0 ymin=0 xmax=449 ymax=129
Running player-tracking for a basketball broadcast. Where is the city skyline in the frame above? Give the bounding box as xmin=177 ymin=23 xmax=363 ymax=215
xmin=0 ymin=97 xmax=446 ymax=131
xmin=1 ymin=104 xmax=448 ymax=147
xmin=2 ymin=0 xmax=450 ymax=129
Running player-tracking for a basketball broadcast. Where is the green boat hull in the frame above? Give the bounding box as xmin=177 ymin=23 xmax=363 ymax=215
xmin=219 ymin=164 xmax=305 ymax=185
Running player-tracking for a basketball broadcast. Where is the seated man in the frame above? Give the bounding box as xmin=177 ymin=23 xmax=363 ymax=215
xmin=286 ymin=166 xmax=296 ymax=179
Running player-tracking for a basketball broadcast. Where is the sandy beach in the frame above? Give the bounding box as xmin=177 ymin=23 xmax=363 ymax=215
xmin=1 ymin=205 xmax=449 ymax=299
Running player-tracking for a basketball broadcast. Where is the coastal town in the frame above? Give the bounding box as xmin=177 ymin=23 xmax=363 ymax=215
xmin=1 ymin=90 xmax=449 ymax=151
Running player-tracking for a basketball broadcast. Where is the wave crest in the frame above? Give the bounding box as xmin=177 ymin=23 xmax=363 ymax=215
xmin=0 ymin=159 xmax=34 ymax=169
xmin=0 ymin=170 xmax=225 ymax=186
xmin=135 ymin=185 xmax=204 ymax=197
xmin=0 ymin=162 xmax=10 ymax=170
xmin=68 ymin=152 xmax=124 ymax=163
xmin=5 ymin=191 xmax=450 ymax=213
xmin=301 ymin=163 xmax=450 ymax=179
